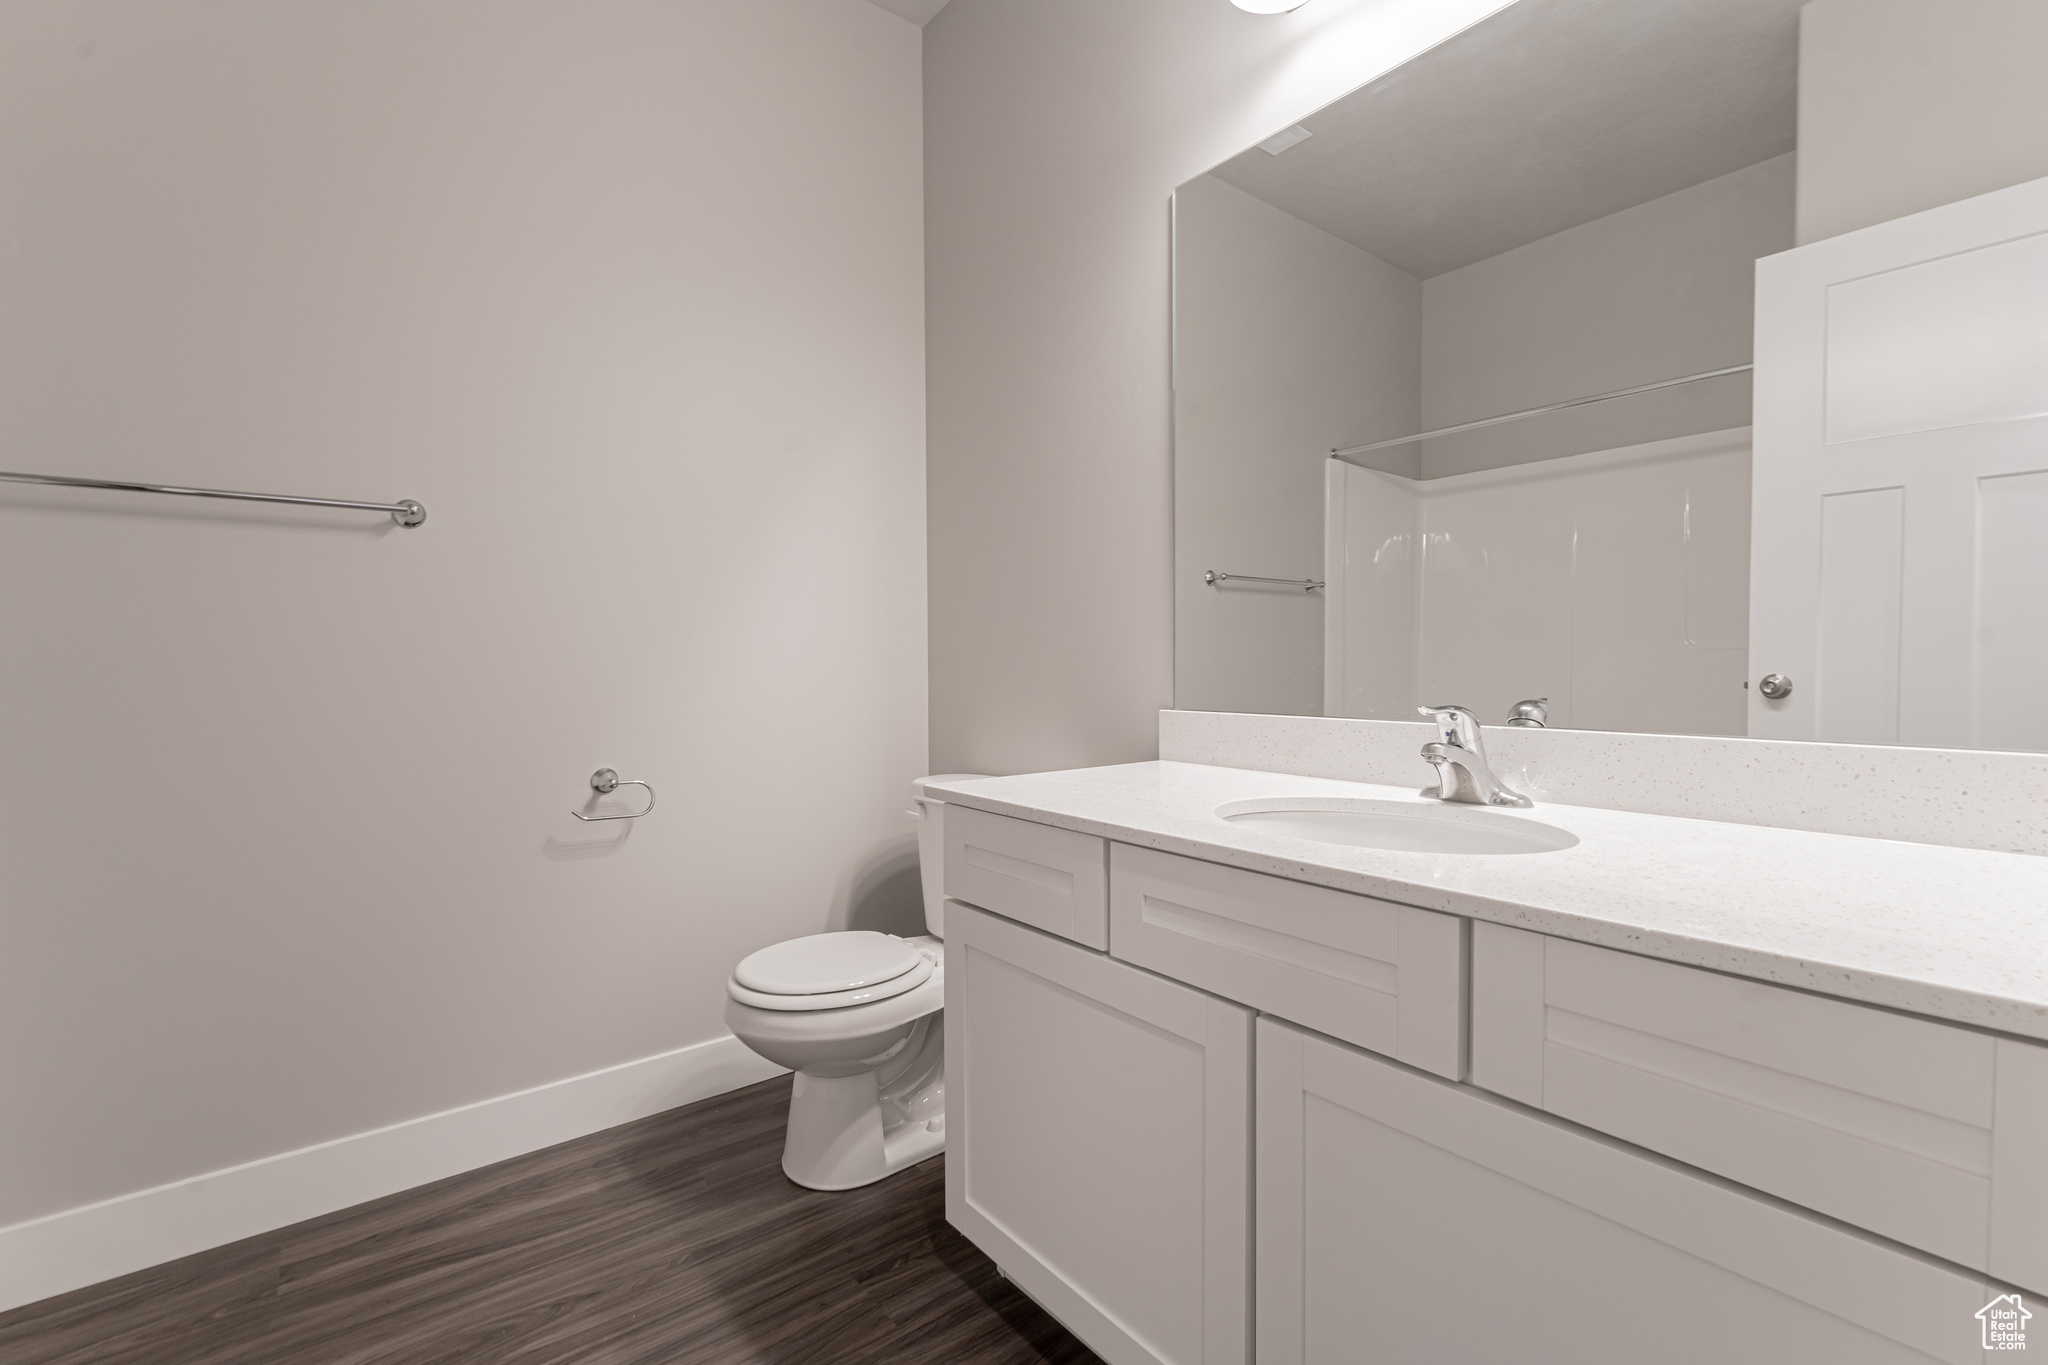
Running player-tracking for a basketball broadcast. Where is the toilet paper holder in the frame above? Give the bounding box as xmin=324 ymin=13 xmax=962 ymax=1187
xmin=571 ymin=768 xmax=656 ymax=821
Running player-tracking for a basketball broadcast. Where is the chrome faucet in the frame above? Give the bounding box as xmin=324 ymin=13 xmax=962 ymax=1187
xmin=1417 ymin=704 xmax=1532 ymax=808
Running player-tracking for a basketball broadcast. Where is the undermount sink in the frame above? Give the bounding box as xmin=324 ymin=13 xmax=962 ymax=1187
xmin=1215 ymin=797 xmax=1579 ymax=856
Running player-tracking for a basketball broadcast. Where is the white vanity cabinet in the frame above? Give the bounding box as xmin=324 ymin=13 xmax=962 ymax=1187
xmin=1471 ymin=923 xmax=2048 ymax=1295
xmin=942 ymin=803 xmax=2044 ymax=1364
xmin=944 ymin=899 xmax=1253 ymax=1365
xmin=1256 ymin=1016 xmax=2001 ymax=1365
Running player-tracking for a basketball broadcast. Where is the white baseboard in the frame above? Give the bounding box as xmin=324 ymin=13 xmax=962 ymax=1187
xmin=0 ymin=1034 xmax=786 ymax=1315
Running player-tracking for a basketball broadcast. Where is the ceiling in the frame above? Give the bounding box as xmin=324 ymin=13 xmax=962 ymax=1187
xmin=1206 ymin=0 xmax=1804 ymax=280
xmin=865 ymin=0 xmax=952 ymax=25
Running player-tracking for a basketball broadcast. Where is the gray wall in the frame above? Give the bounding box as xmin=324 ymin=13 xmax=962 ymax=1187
xmin=1798 ymin=0 xmax=2048 ymax=245
xmin=0 ymin=0 xmax=927 ymax=1226
xmin=1172 ymin=174 xmax=1419 ymax=716
xmin=1419 ymin=153 xmax=1794 ymax=477
xmin=923 ymin=0 xmax=1516 ymax=774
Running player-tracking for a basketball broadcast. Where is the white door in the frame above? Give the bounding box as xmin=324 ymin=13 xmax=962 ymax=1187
xmin=945 ymin=900 xmax=1253 ymax=1365
xmin=1256 ymin=1017 xmax=2000 ymax=1365
xmin=1751 ymin=172 xmax=2048 ymax=749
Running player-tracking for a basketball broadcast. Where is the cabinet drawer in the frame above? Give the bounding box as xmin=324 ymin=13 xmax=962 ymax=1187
xmin=1472 ymin=923 xmax=2048 ymax=1293
xmin=1109 ymin=844 xmax=1464 ymax=1080
xmin=944 ymin=807 xmax=1108 ymax=949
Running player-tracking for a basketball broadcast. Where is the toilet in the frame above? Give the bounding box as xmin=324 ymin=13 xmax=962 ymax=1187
xmin=724 ymin=774 xmax=986 ymax=1190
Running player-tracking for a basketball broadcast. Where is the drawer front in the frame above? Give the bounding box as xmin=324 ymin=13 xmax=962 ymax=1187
xmin=1109 ymin=843 xmax=1465 ymax=1080
xmin=1471 ymin=922 xmax=2048 ymax=1292
xmin=944 ymin=806 xmax=1108 ymax=949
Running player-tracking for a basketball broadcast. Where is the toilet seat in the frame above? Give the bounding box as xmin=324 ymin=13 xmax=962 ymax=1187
xmin=728 ymin=931 xmax=934 ymax=1012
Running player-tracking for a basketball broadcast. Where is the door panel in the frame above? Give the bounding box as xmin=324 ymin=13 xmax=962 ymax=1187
xmin=1816 ymin=485 xmax=1904 ymax=742
xmin=1823 ymin=229 xmax=2048 ymax=445
xmin=1751 ymin=172 xmax=2048 ymax=749
xmin=1975 ymin=470 xmax=2048 ymax=751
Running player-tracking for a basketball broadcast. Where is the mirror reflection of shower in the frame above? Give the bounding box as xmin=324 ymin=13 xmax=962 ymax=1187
xmin=1173 ymin=0 xmax=1802 ymax=735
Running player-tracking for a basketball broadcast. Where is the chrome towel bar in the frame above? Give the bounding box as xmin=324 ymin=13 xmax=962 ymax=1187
xmin=1329 ymin=363 xmax=1754 ymax=462
xmin=1206 ymin=569 xmax=1324 ymax=592
xmin=0 ymin=469 xmax=426 ymax=527
xmin=572 ymin=769 xmax=656 ymax=822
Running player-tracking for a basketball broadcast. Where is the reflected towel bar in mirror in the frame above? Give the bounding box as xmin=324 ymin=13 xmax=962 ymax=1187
xmin=0 ymin=469 xmax=427 ymax=527
xmin=1328 ymin=363 xmax=1754 ymax=462
xmin=1206 ymin=570 xmax=1324 ymax=592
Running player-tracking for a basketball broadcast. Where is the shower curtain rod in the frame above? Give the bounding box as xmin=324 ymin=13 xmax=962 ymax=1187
xmin=1328 ymin=363 xmax=1754 ymax=462
xmin=0 ymin=469 xmax=426 ymax=527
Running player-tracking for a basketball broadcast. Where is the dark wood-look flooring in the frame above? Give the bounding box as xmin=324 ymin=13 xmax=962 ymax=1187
xmin=0 ymin=1077 xmax=1106 ymax=1365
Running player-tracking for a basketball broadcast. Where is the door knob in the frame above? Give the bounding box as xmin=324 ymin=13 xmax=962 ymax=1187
xmin=1757 ymin=674 xmax=1793 ymax=700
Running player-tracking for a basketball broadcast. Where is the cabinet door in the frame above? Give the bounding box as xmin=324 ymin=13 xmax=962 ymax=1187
xmin=1470 ymin=923 xmax=2048 ymax=1293
xmin=1257 ymin=1017 xmax=2000 ymax=1365
xmin=946 ymin=901 xmax=1252 ymax=1365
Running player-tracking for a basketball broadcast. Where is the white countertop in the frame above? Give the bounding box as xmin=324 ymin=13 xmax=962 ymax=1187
xmin=928 ymin=761 xmax=2048 ymax=1042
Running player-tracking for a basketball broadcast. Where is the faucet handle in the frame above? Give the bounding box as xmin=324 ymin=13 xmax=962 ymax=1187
xmin=1417 ymin=703 xmax=1481 ymax=749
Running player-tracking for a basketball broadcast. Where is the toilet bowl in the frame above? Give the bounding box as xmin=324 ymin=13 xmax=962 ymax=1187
xmin=724 ymin=774 xmax=986 ymax=1190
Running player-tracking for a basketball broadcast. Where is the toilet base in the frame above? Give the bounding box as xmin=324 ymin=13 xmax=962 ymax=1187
xmin=781 ymin=1014 xmax=945 ymax=1191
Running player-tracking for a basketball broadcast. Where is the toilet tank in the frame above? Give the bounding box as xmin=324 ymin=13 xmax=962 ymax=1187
xmin=909 ymin=775 xmax=988 ymax=938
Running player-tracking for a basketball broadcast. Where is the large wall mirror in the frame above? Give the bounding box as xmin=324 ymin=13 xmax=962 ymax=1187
xmin=1173 ymin=0 xmax=2048 ymax=752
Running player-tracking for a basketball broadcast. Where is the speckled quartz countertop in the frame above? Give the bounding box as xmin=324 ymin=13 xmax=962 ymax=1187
xmin=927 ymin=761 xmax=2048 ymax=1042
